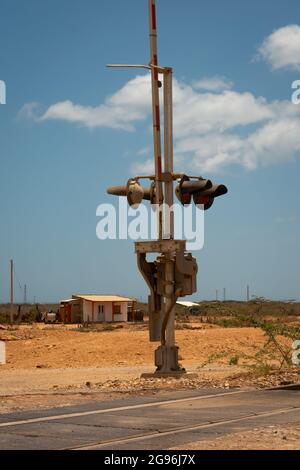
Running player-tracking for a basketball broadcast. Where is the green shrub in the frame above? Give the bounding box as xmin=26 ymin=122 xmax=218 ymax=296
xmin=229 ymin=355 xmax=240 ymax=366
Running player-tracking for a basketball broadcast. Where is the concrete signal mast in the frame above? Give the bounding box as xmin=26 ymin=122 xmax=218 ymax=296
xmin=107 ymin=0 xmax=228 ymax=376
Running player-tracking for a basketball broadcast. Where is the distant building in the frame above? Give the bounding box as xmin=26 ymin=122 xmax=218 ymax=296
xmin=59 ymin=295 xmax=136 ymax=324
xmin=176 ymin=301 xmax=200 ymax=315
xmin=176 ymin=301 xmax=199 ymax=309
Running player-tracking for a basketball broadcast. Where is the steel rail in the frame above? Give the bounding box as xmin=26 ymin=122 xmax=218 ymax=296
xmin=68 ymin=405 xmax=300 ymax=450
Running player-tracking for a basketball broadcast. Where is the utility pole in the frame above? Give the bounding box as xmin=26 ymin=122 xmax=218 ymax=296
xmin=24 ymin=284 xmax=27 ymax=305
xmin=247 ymin=285 xmax=250 ymax=302
xmin=216 ymin=290 xmax=219 ymax=301
xmin=10 ymin=259 xmax=14 ymax=324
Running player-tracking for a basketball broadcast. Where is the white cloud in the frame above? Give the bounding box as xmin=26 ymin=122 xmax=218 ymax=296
xmin=173 ymin=86 xmax=273 ymax=139
xmin=192 ymin=76 xmax=234 ymax=92
xmin=132 ymin=158 xmax=154 ymax=175
xmin=17 ymin=102 xmax=40 ymax=121
xmin=246 ymin=117 xmax=300 ymax=167
xmin=175 ymin=133 xmax=243 ymax=173
xmin=40 ymin=75 xmax=151 ymax=131
xmin=258 ymin=25 xmax=300 ymax=71
xmin=177 ymin=117 xmax=300 ymax=173
xmin=136 ymin=146 xmax=151 ymax=157
xmin=21 ymin=73 xmax=300 ymax=174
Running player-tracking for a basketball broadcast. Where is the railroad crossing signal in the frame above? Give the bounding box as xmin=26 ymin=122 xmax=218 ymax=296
xmin=106 ymin=0 xmax=228 ymax=376
xmin=175 ymin=175 xmax=228 ymax=210
xmin=107 ymin=179 xmax=157 ymax=207
xmin=107 ymin=174 xmax=228 ymax=210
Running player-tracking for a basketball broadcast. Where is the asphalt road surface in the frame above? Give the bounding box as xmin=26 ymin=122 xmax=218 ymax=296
xmin=0 ymin=387 xmax=300 ymax=450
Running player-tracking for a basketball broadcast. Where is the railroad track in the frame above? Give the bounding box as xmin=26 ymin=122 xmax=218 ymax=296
xmin=0 ymin=387 xmax=299 ymax=450
xmin=69 ymin=405 xmax=300 ymax=450
xmin=0 ymin=389 xmax=250 ymax=428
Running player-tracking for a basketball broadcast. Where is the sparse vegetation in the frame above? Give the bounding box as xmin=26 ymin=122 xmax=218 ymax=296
xmin=0 ymin=304 xmax=58 ymax=324
xmin=172 ymin=299 xmax=300 ymax=377
xmin=229 ymin=355 xmax=240 ymax=366
xmin=176 ymin=323 xmax=194 ymax=330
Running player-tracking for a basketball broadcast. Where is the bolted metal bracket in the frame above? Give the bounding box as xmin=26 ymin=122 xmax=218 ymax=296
xmin=135 ymin=240 xmax=186 ymax=255
xmin=135 ymin=240 xmax=198 ymax=347
xmin=175 ymin=250 xmax=198 ymax=297
xmin=137 ymin=250 xmax=163 ymax=342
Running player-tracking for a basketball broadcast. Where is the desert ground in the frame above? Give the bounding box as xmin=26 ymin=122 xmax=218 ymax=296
xmin=1 ymin=303 xmax=300 ymax=449
xmin=173 ymin=424 xmax=300 ymax=450
xmin=1 ymin=321 xmax=299 ymax=401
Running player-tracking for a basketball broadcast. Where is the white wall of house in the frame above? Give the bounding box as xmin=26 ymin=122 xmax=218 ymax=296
xmin=110 ymin=302 xmax=128 ymax=322
xmin=82 ymin=300 xmax=128 ymax=323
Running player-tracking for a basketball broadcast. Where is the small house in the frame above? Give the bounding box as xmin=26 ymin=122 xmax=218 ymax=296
xmin=59 ymin=294 xmax=135 ymax=324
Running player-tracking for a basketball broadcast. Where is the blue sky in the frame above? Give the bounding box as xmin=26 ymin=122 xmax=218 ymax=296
xmin=1 ymin=0 xmax=300 ymax=303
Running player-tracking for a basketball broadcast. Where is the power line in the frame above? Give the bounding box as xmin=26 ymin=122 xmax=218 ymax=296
xmin=24 ymin=284 xmax=27 ymax=304
xmin=10 ymin=260 xmax=13 ymax=324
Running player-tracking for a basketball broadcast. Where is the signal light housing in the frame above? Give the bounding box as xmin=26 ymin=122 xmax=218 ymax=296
xmin=175 ymin=175 xmax=212 ymax=205
xmin=107 ymin=180 xmax=157 ymax=208
xmin=107 ymin=175 xmax=228 ymax=210
xmin=176 ymin=176 xmax=228 ymax=210
xmin=193 ymin=184 xmax=228 ymax=210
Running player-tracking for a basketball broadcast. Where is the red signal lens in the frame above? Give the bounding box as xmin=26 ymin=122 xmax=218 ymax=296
xmin=194 ymin=194 xmax=210 ymax=205
xmin=182 ymin=193 xmax=192 ymax=204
